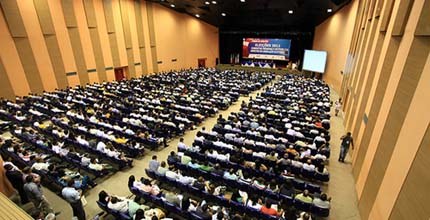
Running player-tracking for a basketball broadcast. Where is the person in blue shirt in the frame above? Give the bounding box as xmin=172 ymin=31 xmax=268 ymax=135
xmin=62 ymin=179 xmax=86 ymax=220
xmin=148 ymin=155 xmax=160 ymax=172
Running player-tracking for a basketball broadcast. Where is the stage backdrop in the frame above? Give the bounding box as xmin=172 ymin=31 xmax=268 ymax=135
xmin=219 ymin=30 xmax=313 ymax=67
xmin=242 ymin=38 xmax=291 ymax=61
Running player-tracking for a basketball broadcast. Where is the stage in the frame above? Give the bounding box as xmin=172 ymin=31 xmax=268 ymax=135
xmin=216 ymin=64 xmax=302 ymax=75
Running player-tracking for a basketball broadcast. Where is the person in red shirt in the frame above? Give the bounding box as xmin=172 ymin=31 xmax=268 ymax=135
xmin=260 ymin=200 xmax=280 ymax=216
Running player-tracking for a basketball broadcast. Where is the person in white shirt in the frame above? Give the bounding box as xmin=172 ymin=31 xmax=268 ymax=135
xmin=31 ymin=158 xmax=50 ymax=171
xmin=287 ymin=128 xmax=296 ymax=136
xmin=177 ymin=138 xmax=187 ymax=149
xmin=125 ymin=127 xmax=135 ymax=135
xmin=96 ymin=141 xmax=106 ymax=153
xmin=302 ymin=160 xmax=316 ymax=171
xmin=165 ymin=169 xmax=180 ymax=180
xmin=76 ymin=136 xmax=89 ymax=146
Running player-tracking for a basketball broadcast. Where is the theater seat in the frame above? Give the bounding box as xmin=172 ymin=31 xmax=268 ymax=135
xmin=311 ymin=205 xmax=330 ymax=217
xmin=294 ymin=199 xmax=312 ymax=212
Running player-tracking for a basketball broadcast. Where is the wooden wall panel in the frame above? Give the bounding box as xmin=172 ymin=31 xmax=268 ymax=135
xmin=0 ymin=58 xmax=15 ymax=100
xmin=119 ymin=0 xmax=136 ymax=77
xmin=0 ymin=0 xmax=45 ymax=94
xmin=61 ymin=0 xmax=89 ymax=84
xmin=389 ymin=123 xmax=430 ymax=219
xmin=89 ymin=28 xmax=107 ymax=82
xmin=84 ymin=0 xmax=107 ymax=82
xmin=352 ymin=37 xmax=400 ymax=179
xmin=83 ymin=0 xmax=97 ymax=28
xmin=380 ymin=0 xmax=395 ymax=32
xmin=345 ymin=19 xmax=372 ymax=129
xmin=414 ymin=0 xmax=430 ymax=36
xmin=33 ymin=0 xmax=55 ymax=35
xmin=44 ymin=35 xmax=68 ymax=88
xmin=0 ymin=0 xmax=27 ymax=37
xmin=352 ymin=30 xmax=384 ymax=140
xmin=0 ymin=8 xmax=30 ymax=96
xmin=34 ymin=0 xmax=68 ymax=89
xmin=13 ymin=38 xmax=44 ymax=93
xmin=359 ymin=37 xmax=430 ymax=219
xmin=146 ymin=1 xmax=158 ymax=73
xmin=391 ymin=0 xmax=414 ymax=36
xmin=119 ymin=0 xmax=132 ymax=49
xmin=103 ymin=0 xmax=121 ymax=67
xmin=350 ymin=16 xmax=381 ymax=138
xmin=61 ymin=0 xmax=77 ymax=28
xmin=103 ymin=0 xmax=115 ymax=33
xmin=134 ymin=0 xmax=148 ymax=75
xmin=18 ymin=0 xmax=58 ymax=92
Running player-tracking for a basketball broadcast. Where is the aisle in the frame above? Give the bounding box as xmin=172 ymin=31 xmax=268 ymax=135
xmin=326 ymin=89 xmax=361 ymax=220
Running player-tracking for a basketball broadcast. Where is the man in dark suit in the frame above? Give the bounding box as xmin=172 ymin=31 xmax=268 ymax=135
xmin=4 ymin=164 xmax=29 ymax=204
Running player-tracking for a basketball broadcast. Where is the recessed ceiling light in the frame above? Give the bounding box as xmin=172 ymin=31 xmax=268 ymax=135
xmin=170 ymin=4 xmax=175 ymax=7
xmin=221 ymin=13 xmax=226 ymax=16
xmin=327 ymin=8 xmax=333 ymax=12
xmin=288 ymin=10 xmax=293 ymax=14
xmin=205 ymin=1 xmax=210 ymax=4
xmin=211 ymin=1 xmax=217 ymax=4
xmin=240 ymin=0 xmax=245 ymax=2
xmin=195 ymin=14 xmax=200 ymax=18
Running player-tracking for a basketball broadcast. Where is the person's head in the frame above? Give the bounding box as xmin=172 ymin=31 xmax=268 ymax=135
xmin=198 ymin=176 xmax=204 ymax=183
xmin=110 ymin=196 xmax=119 ymax=204
xmin=134 ymin=209 xmax=145 ymax=220
xmin=90 ymin=158 xmax=97 ymax=163
xmin=265 ymin=200 xmax=272 ymax=208
xmin=128 ymin=175 xmax=136 ymax=186
xmin=3 ymin=164 xmax=13 ymax=171
xmin=347 ymin=132 xmax=351 ymax=136
xmin=302 ymin=212 xmax=311 ymax=220
xmin=143 ymin=179 xmax=151 ymax=185
xmin=216 ymin=211 xmax=224 ymax=220
xmin=67 ymin=178 xmax=75 ymax=187
xmin=25 ymin=175 xmax=34 ymax=183
xmin=152 ymin=155 xmax=157 ymax=160
xmin=98 ymin=190 xmax=109 ymax=202
xmin=160 ymin=161 xmax=166 ymax=168
xmin=22 ymin=167 xmax=31 ymax=174
xmin=48 ymin=164 xmax=56 ymax=172
xmin=170 ymin=151 xmax=176 ymax=157
xmin=201 ymin=203 xmax=209 ymax=212
xmin=303 ymin=189 xmax=310 ymax=196
xmin=320 ymin=193 xmax=328 ymax=201
xmin=179 ymin=138 xmax=184 ymax=142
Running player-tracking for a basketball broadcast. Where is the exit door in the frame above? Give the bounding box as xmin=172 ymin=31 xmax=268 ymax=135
xmin=198 ymin=58 xmax=206 ymax=68
xmin=114 ymin=67 xmax=126 ymax=81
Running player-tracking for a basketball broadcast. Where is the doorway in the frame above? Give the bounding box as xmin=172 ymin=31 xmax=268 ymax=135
xmin=114 ymin=67 xmax=127 ymax=81
xmin=198 ymin=58 xmax=206 ymax=68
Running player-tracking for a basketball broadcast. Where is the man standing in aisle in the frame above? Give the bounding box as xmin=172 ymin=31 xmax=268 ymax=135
xmin=24 ymin=175 xmax=58 ymax=216
xmin=62 ymin=179 xmax=86 ymax=220
xmin=339 ymin=132 xmax=354 ymax=162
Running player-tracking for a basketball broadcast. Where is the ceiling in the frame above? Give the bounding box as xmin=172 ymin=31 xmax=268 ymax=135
xmin=150 ymin=0 xmax=351 ymax=31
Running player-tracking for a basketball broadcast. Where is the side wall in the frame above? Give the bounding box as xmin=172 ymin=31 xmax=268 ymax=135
xmin=153 ymin=4 xmax=219 ymax=72
xmin=0 ymin=0 xmax=219 ymax=99
xmin=340 ymin=0 xmax=430 ymax=219
xmin=313 ymin=0 xmax=359 ymax=92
